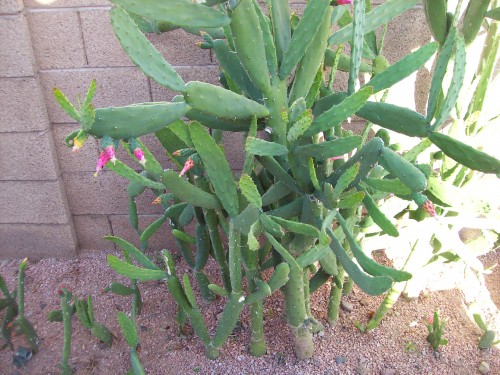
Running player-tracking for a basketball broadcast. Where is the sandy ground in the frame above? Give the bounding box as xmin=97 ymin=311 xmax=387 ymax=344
xmin=0 ymin=250 xmax=498 ymax=375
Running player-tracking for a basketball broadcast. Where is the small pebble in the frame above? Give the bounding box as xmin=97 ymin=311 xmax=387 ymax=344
xmin=341 ymin=300 xmax=353 ymax=312
xmin=381 ymin=369 xmax=396 ymax=375
xmin=318 ymin=331 xmax=325 ymax=337
xmin=479 ymin=361 xmax=490 ymax=374
xmin=335 ymin=356 xmax=347 ymax=364
xmin=359 ymin=298 xmax=370 ymax=306
xmin=357 ymin=358 xmax=370 ymax=375
xmin=39 ymin=302 xmax=47 ymax=310
xmin=140 ymin=325 xmax=148 ymax=332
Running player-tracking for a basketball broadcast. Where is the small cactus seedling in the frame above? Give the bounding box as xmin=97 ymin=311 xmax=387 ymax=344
xmin=74 ymin=295 xmax=113 ymax=347
xmin=427 ymin=309 xmax=448 ymax=351
xmin=59 ymin=288 xmax=74 ymax=375
xmin=473 ymin=313 xmax=500 ymax=349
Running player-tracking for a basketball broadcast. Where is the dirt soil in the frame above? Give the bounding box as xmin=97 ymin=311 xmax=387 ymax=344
xmin=0 ymin=250 xmax=498 ymax=375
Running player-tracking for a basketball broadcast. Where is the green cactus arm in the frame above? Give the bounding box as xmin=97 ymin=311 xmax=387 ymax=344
xmin=252 ymin=0 xmax=278 ymax=77
xmin=255 ymin=155 xmax=300 ymax=193
xmin=233 ymin=205 xmax=260 ymax=235
xmin=279 ymin=0 xmax=331 ymax=79
xmin=74 ymin=300 xmax=92 ymax=329
xmin=428 ymin=132 xmax=500 ymax=174
xmin=117 ymin=311 xmax=139 ymax=348
xmin=239 ymin=174 xmax=262 ymax=208
xmin=267 ymin=197 xmax=304 ymax=219
xmin=208 ymin=284 xmax=229 ymax=298
xmin=194 ymin=224 xmax=211 ymax=273
xmin=380 ymin=147 xmax=428 ymax=192
xmin=112 ymin=0 xmax=230 ymax=28
xmin=337 ymin=190 xmax=365 ymax=209
xmin=139 ymin=214 xmax=168 ymax=244
xmin=244 ymin=279 xmax=272 ymax=305
xmin=486 ymin=7 xmax=500 ymax=20
xmin=423 ymin=0 xmax=448 ymax=45
xmin=296 ymin=245 xmax=330 ymax=268
xmin=91 ymin=101 xmax=190 ymax=139
xmin=269 ymin=216 xmax=321 ymax=238
xmin=324 ymin=50 xmax=372 ymax=73
xmin=293 ymin=136 xmax=361 ymax=160
xmin=348 ymin=0 xmax=366 ymax=95
xmin=426 ymin=28 xmax=457 ymax=122
xmin=211 ymin=40 xmax=262 ymax=101
xmin=329 ymin=0 xmax=418 ymax=46
xmin=264 ymin=233 xmax=301 ymax=272
xmin=261 ymin=181 xmax=292 ymax=206
xmin=105 ymin=282 xmax=135 ymax=296
xmin=267 ymin=0 xmax=291 ymax=64
xmin=327 ymin=229 xmax=393 ymax=296
xmin=304 ymin=87 xmax=372 ymax=137
xmin=184 ymin=82 xmax=269 ymax=120
xmin=287 ymin=109 xmax=313 ymax=143
xmin=267 ymin=263 xmax=290 ymax=292
xmin=363 ymin=178 xmax=412 ymax=196
xmin=107 ymin=255 xmax=167 ymax=281
xmin=162 ymin=170 xmax=222 ymax=210
xmin=53 ymin=88 xmax=81 ymax=122
xmin=229 ymin=0 xmax=271 ymax=94
xmin=462 ymin=0 xmax=491 ymax=44
xmin=319 ymin=250 xmax=338 ymax=276
xmin=246 ymin=137 xmax=288 ymax=157
xmin=210 ymin=293 xmax=245 ymax=351
xmin=366 ymin=42 xmax=438 ymax=94
xmin=189 ymin=122 xmax=239 ymax=217
xmin=110 ymin=6 xmax=185 ymax=91
xmin=360 ymin=188 xmax=399 ymax=237
xmin=289 ymin=6 xmax=333 ymax=104
xmin=107 ymin=160 xmax=165 ymax=190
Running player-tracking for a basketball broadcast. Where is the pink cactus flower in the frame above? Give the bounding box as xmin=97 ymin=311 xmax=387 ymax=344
xmin=133 ymin=147 xmax=146 ymax=165
xmin=179 ymin=158 xmax=195 ymax=177
xmin=422 ymin=199 xmax=437 ymax=218
xmin=337 ymin=0 xmax=352 ymax=4
xmin=329 ymin=155 xmax=345 ymax=162
xmin=94 ymin=145 xmax=115 ymax=177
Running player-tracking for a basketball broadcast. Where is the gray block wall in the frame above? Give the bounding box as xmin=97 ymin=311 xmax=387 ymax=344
xmin=1 ymin=0 xmax=436 ymax=259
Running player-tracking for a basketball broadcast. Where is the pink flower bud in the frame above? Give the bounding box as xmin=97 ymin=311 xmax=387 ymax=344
xmin=422 ymin=199 xmax=437 ymax=218
xmin=133 ymin=147 xmax=146 ymax=165
xmin=179 ymin=158 xmax=195 ymax=177
xmin=94 ymin=145 xmax=115 ymax=177
xmin=329 ymin=155 xmax=344 ymax=162
xmin=337 ymin=0 xmax=352 ymax=4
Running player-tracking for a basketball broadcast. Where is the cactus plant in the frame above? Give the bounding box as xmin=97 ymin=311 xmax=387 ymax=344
xmin=427 ymin=309 xmax=448 ymax=351
xmin=53 ymin=0 xmax=500 ymax=360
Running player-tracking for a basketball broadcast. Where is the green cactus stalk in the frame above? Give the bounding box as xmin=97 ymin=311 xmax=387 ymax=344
xmin=427 ymin=309 xmax=448 ymax=351
xmin=327 ymin=266 xmax=345 ymax=326
xmin=59 ymin=289 xmax=73 ymax=375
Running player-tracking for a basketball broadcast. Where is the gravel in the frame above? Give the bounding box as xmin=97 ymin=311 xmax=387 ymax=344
xmin=0 ymin=250 xmax=498 ymax=374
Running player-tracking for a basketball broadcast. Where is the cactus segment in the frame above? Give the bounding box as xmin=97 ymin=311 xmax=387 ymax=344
xmin=211 ymin=293 xmax=245 ymax=349
xmin=328 ymin=229 xmax=393 ymax=295
xmin=245 ymin=137 xmax=288 ymax=156
xmin=428 ymin=132 xmax=500 ymax=174
xmin=112 ymin=0 xmax=230 ymax=28
xmin=184 ymin=82 xmax=269 ymax=120
xmin=91 ymin=102 xmax=189 ymax=139
xmin=279 ymin=0 xmax=331 ymax=79
xmin=287 ymin=110 xmax=313 ymax=143
xmin=178 ymin=204 xmax=194 ymax=227
xmin=304 ymin=87 xmax=372 ymax=137
xmin=208 ymin=284 xmax=229 ymax=298
xmin=380 ymin=147 xmax=428 ymax=192
xmin=261 ymin=181 xmax=292 ymax=206
xmin=338 ymin=190 xmax=365 ymax=209
xmin=256 ymin=156 xmax=300 ymax=193
xmin=189 ymin=122 xmax=239 ymax=217
xmin=163 ymin=170 xmax=222 ymax=210
xmin=110 ymin=6 xmax=185 ymax=91
xmin=366 ymin=42 xmax=438 ymax=94
xmin=233 ymin=205 xmax=260 ymax=235
xmin=268 ymin=0 xmax=291 ymax=64
xmin=107 ymin=160 xmax=165 ymax=190
xmin=268 ymin=196 xmax=304 ymax=219
xmin=294 ymin=136 xmax=361 ymax=160
xmin=426 ymin=28 xmax=457 ymax=122
xmin=336 ymin=212 xmax=411 ymax=281
xmin=328 ymin=0 xmax=418 ymax=46
xmin=117 ymin=311 xmax=139 ymax=348
xmin=107 ymin=255 xmax=167 ymax=281
xmin=106 ymin=282 xmax=135 ymax=296
xmin=462 ymin=0 xmax=491 ymax=45
xmin=296 ymin=245 xmax=330 ymax=268
xmin=269 ymin=216 xmax=321 ymax=238
xmin=74 ymin=300 xmax=92 ymax=329
xmin=423 ymin=0 xmax=448 ymax=45
xmin=348 ymin=0 xmax=366 ymax=95
xmin=185 ymin=109 xmax=258 ymax=132
xmin=194 ymin=224 xmax=211 ymax=271
xmin=53 ymin=88 xmax=81 ymax=122
xmin=252 ymin=0 xmax=278 ymax=76
xmin=229 ymin=0 xmax=271 ymax=93
xmin=265 ymin=263 xmax=290 ymax=292
xmin=319 ymin=249 xmax=338 ymax=275
xmin=360 ymin=188 xmax=399 ymax=237
xmin=264 ymin=233 xmax=301 ymax=272
xmin=245 ymin=279 xmax=272 ymax=305
xmin=485 ymin=7 xmax=500 ymax=20
xmin=172 ymin=229 xmax=196 ymax=244
xmin=430 ymin=35 xmax=466 ymax=131
xmin=211 ymin=40 xmax=262 ymax=101
xmin=289 ymin=7 xmax=333 ymax=104
xmin=239 ymin=174 xmax=262 ymax=208
xmin=363 ymin=178 xmax=412 ymax=196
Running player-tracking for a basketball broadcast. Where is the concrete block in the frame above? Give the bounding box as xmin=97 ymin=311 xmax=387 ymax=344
xmin=0 ymin=77 xmax=49 ymax=132
xmin=109 ymin=214 xmax=177 ymax=252
xmin=80 ymin=8 xmax=132 ymax=68
xmin=72 ymin=214 xmax=112 ymax=251
xmin=0 ymin=130 xmax=60 ymax=180
xmin=40 ymin=68 xmax=151 ymax=123
xmin=151 ymin=65 xmax=219 ymax=102
xmin=24 ymin=0 xmax=109 ymax=7
xmin=0 ymin=178 xmax=71 ymax=224
xmin=63 ymin=171 xmax=165 ymax=215
xmin=0 ymin=15 xmax=35 ymax=77
xmin=28 ymin=10 xmax=86 ymax=70
xmin=0 ymin=223 xmax=77 ymax=259
xmin=0 ymin=0 xmax=23 ymax=14
xmin=148 ymin=28 xmax=211 ymax=66
xmin=52 ymin=123 xmax=100 ymax=173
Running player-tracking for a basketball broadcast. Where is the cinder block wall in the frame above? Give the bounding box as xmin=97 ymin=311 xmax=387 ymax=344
xmin=0 ymin=0 xmax=431 ymax=259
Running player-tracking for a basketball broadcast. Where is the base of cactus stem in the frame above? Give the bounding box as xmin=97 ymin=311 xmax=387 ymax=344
xmin=309 ymin=317 xmax=324 ymax=333
xmin=205 ymin=345 xmax=220 ymax=360
xmin=327 ymin=317 xmax=339 ymax=327
xmin=249 ymin=339 xmax=266 ymax=357
xmin=291 ymin=325 xmax=314 ymax=359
